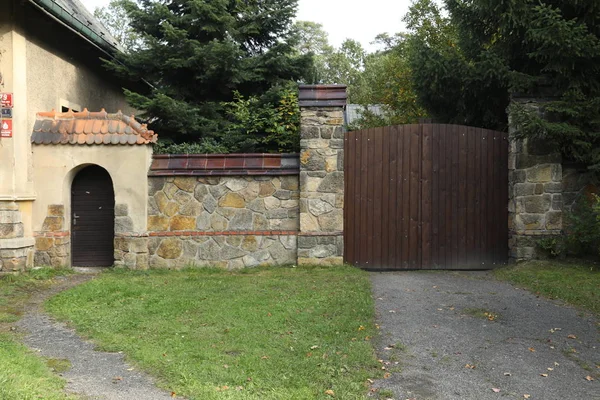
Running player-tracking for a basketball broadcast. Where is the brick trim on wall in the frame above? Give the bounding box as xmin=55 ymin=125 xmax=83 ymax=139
xmin=149 ymin=154 xmax=300 ymax=176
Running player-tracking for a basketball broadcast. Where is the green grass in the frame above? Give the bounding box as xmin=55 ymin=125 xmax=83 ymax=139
xmin=46 ymin=266 xmax=382 ymax=400
xmin=0 ymin=268 xmax=75 ymax=400
xmin=494 ymin=260 xmax=600 ymax=314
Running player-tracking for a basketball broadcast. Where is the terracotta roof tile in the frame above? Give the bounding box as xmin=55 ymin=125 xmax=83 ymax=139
xmin=31 ymin=108 xmax=157 ymax=146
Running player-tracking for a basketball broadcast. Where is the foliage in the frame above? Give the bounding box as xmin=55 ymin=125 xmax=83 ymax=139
xmin=0 ymin=268 xmax=75 ymax=400
xmin=94 ymin=0 xmax=142 ymax=51
xmin=103 ymin=0 xmax=311 ymax=145
xmin=536 ymin=194 xmax=600 ymax=258
xmin=291 ymin=21 xmax=333 ymax=84
xmin=222 ymin=85 xmax=300 ymax=153
xmin=349 ymin=34 xmax=428 ymax=129
xmin=405 ymin=0 xmax=600 ymax=171
xmin=152 ymin=138 xmax=228 ymax=155
xmin=495 ymin=260 xmax=600 ymax=315
xmin=46 ymin=266 xmax=382 ymax=399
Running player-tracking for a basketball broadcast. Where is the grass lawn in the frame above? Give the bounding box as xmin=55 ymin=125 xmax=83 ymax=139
xmin=0 ymin=268 xmax=74 ymax=400
xmin=494 ymin=259 xmax=600 ymax=315
xmin=46 ymin=265 xmax=382 ymax=399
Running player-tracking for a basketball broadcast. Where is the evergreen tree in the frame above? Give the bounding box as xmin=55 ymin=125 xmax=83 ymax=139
xmin=105 ymin=0 xmax=311 ymax=144
xmin=406 ymin=0 xmax=600 ymax=171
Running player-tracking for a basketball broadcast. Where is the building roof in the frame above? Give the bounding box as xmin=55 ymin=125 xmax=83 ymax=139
xmin=29 ymin=0 xmax=124 ymax=54
xmin=31 ymin=109 xmax=157 ymax=145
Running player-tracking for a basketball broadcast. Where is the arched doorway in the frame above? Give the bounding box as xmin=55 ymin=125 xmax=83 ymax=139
xmin=71 ymin=165 xmax=115 ymax=267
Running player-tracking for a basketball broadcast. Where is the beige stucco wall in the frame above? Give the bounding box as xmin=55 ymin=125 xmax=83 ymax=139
xmin=32 ymin=145 xmax=152 ymax=235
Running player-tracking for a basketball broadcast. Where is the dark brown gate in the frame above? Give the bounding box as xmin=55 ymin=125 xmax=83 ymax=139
xmin=71 ymin=165 xmax=115 ymax=267
xmin=344 ymin=124 xmax=508 ymax=270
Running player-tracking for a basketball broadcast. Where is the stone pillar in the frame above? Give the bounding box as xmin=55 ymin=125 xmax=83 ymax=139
xmin=297 ymin=85 xmax=346 ymax=266
xmin=508 ymin=97 xmax=563 ymax=261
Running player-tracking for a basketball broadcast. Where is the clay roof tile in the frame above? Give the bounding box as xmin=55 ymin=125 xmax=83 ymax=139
xmin=31 ymin=109 xmax=157 ymax=145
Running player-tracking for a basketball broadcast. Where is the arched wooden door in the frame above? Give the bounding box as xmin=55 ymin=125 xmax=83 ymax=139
xmin=71 ymin=165 xmax=115 ymax=267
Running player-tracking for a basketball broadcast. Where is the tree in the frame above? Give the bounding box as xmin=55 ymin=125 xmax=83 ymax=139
xmin=291 ymin=21 xmax=333 ymax=84
xmin=406 ymin=0 xmax=600 ymax=171
xmin=104 ymin=0 xmax=312 ymax=146
xmin=94 ymin=0 xmax=142 ymax=51
xmin=320 ymin=39 xmax=367 ymax=102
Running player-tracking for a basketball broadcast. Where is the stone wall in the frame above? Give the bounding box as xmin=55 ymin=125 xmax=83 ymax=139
xmin=33 ymin=205 xmax=69 ymax=267
xmin=297 ymin=85 xmax=347 ymax=266
xmin=0 ymin=201 xmax=34 ymax=272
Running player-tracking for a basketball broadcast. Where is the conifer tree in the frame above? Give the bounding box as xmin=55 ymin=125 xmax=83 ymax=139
xmin=105 ymin=0 xmax=311 ymax=144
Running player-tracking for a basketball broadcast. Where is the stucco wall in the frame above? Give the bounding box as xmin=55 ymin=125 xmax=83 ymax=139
xmin=32 ymin=146 xmax=152 ymax=235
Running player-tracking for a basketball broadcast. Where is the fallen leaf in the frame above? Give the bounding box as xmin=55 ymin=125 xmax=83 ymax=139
xmin=358 ymin=325 xmax=365 ymax=331
xmin=261 ymin=356 xmax=269 ymax=359
xmin=311 ymin=345 xmax=319 ymax=349
xmin=554 ymin=362 xmax=560 ymax=366
xmin=223 ymin=364 xmax=229 ymax=369
xmin=524 ymin=395 xmax=531 ymax=399
xmin=235 ymin=386 xmax=244 ymax=391
xmin=585 ymin=375 xmax=594 ymax=381
xmin=389 ymin=310 xmax=396 ymax=313
xmin=437 ymin=308 xmax=443 ymax=311
xmin=547 ymin=368 xmax=553 ymax=371
xmin=465 ymin=364 xmax=476 ymax=369
xmin=528 ymin=347 xmax=536 ymax=352
xmin=540 ymin=374 xmax=548 ymax=377
xmin=247 ymin=377 xmax=252 ymax=382
xmin=492 ymin=388 xmax=501 ymax=393
xmin=325 ymin=389 xmax=335 ymax=396
xmin=384 ymin=372 xmax=391 ymax=379
xmin=504 ymin=372 xmax=511 ymax=376
xmin=367 ymin=379 xmax=374 ymax=384
xmin=170 ymin=392 xmax=176 ymax=398
xmin=568 ymin=334 xmax=577 ymax=339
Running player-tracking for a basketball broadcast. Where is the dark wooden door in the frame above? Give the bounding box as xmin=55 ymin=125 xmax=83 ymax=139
xmin=344 ymin=124 xmax=509 ymax=270
xmin=71 ymin=165 xmax=115 ymax=267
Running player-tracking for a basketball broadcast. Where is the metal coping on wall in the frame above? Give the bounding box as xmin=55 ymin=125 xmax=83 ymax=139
xmin=298 ymin=85 xmax=347 ymax=107
xmin=148 ymin=153 xmax=300 ymax=176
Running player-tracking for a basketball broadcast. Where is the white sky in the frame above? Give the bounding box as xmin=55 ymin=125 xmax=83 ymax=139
xmin=81 ymin=0 xmax=412 ymax=52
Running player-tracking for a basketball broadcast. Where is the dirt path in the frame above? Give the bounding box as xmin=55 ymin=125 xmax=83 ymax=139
xmin=370 ymin=271 xmax=599 ymax=400
xmin=14 ymin=271 xmax=178 ymax=400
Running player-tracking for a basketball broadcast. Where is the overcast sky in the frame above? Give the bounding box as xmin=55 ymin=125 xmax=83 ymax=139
xmin=81 ymin=0 xmax=412 ymax=52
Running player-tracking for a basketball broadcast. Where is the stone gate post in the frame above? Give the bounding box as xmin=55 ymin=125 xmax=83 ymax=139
xmin=508 ymin=96 xmax=563 ymax=260
xmin=297 ymin=85 xmax=346 ymax=265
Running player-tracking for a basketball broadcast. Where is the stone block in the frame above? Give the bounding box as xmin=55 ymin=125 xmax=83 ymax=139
xmin=298 ymin=256 xmax=343 ymax=266
xmin=526 ymin=164 xmax=553 ymax=183
xmin=269 ymin=242 xmax=294 ymax=262
xmin=137 ymin=254 xmax=149 ymax=270
xmin=318 ymin=209 xmax=343 ymax=232
xmin=309 ymin=244 xmax=337 ymax=258
xmin=281 ymin=177 xmax=299 ymax=191
xmin=228 ymin=259 xmax=246 ymax=270
xmin=203 ymin=194 xmax=218 ymax=213
xmin=163 ymin=182 xmax=179 ymax=199
xmin=552 ymin=194 xmax=562 ymax=211
xmin=259 ymin=182 xmax=276 ymax=197
xmin=150 ymin=255 xmax=169 ymax=268
xmin=239 ymin=182 xmax=260 ymax=202
xmin=194 ymin=184 xmax=209 ymax=202
xmin=522 ymin=195 xmax=551 ymax=214
xmin=253 ymin=214 xmax=268 ymax=230
xmin=148 ymin=216 xmax=170 ymax=231
xmin=174 ymin=191 xmax=193 ymax=206
xmin=298 ymin=236 xmax=317 ymax=248
xmin=155 ymin=191 xmax=169 ymax=213
xmin=227 ymin=236 xmax=243 ymax=247
xmin=308 ymin=199 xmax=334 ymax=216
xmin=211 ymin=214 xmax=228 ymax=231
xmin=157 ymin=238 xmax=183 ymax=259
xmin=264 ymin=197 xmax=281 ymax=210
xmin=546 ymin=211 xmax=562 ymax=230
xmin=0 ymin=223 xmax=24 ymax=239
xmin=115 ymin=204 xmax=129 ymax=217
xmin=534 ymin=184 xmax=545 ymax=195
xmin=48 ymin=205 xmax=65 ymax=217
xmin=248 ymin=199 xmax=266 ymax=213
xmin=34 ymin=251 xmax=51 ymax=266
xmin=300 ymin=139 xmax=330 ymax=149
xmin=219 ymin=193 xmax=245 ymax=208
xmin=197 ymin=177 xmax=220 ymax=185
xmin=170 ymin=216 xmax=196 ymax=231
xmin=224 ymin=178 xmax=249 ymax=192
xmin=301 ymin=213 xmax=320 ymax=232
xmin=183 ymin=240 xmax=199 ymax=258
xmin=42 ymin=216 xmax=63 ymax=232
xmin=209 ymin=184 xmax=228 ymax=200
xmin=0 ymin=210 xmax=21 ymax=224
xmin=544 ymin=182 xmax=562 ymax=193
xmin=329 ymin=139 xmax=344 ymax=149
xmin=229 ymin=210 xmax=253 ymax=230
xmin=516 ymin=214 xmax=544 ymax=230
xmin=317 ymin=172 xmax=344 ymax=193
xmin=267 ymin=209 xmax=289 ymax=220
xmin=130 ymin=238 xmax=148 ymax=253
xmin=115 ymin=216 xmax=134 ymax=233
xmin=198 ymin=239 xmax=221 ymax=260
xmin=301 ymin=126 xmax=320 ymax=139
xmin=221 ymin=245 xmax=246 ymax=260
xmin=124 ymin=252 xmax=137 ymax=268
xmin=279 ymin=236 xmax=296 ymax=250
xmin=148 ymin=177 xmax=166 ymax=194
xmin=174 ymin=177 xmax=196 ymax=193
xmin=179 ymin=201 xmax=203 ymax=217
xmin=164 ymin=202 xmax=180 ymax=217
xmin=241 ymin=236 xmax=260 ymax=252
xmin=274 ymin=190 xmax=292 ymax=200
xmin=302 ymin=150 xmax=326 ymax=171
xmin=196 ymin=212 xmax=211 ymax=230
xmin=0 ymin=202 xmax=18 ymax=211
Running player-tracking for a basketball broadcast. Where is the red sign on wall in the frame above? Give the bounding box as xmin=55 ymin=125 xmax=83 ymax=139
xmin=1 ymin=93 xmax=13 ymax=108
xmin=1 ymin=119 xmax=13 ymax=138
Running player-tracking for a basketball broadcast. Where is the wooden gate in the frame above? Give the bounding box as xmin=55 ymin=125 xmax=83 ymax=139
xmin=71 ymin=165 xmax=115 ymax=267
xmin=344 ymin=124 xmax=508 ymax=270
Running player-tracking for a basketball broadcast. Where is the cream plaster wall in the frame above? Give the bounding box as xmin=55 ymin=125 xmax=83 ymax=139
xmin=32 ymin=145 xmax=152 ymax=234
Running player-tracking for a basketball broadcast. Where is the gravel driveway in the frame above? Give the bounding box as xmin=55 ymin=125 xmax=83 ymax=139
xmin=370 ymin=271 xmax=599 ymax=400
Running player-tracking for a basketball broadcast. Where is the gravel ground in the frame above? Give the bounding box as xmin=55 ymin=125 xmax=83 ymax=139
xmin=370 ymin=271 xmax=599 ymax=400
xmin=15 ymin=273 xmax=178 ymax=400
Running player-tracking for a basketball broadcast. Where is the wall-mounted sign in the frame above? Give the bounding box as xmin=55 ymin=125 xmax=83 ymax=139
xmin=1 ymin=93 xmax=13 ymax=108
xmin=1 ymin=119 xmax=12 ymax=138
xmin=1 ymin=108 xmax=12 ymax=118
